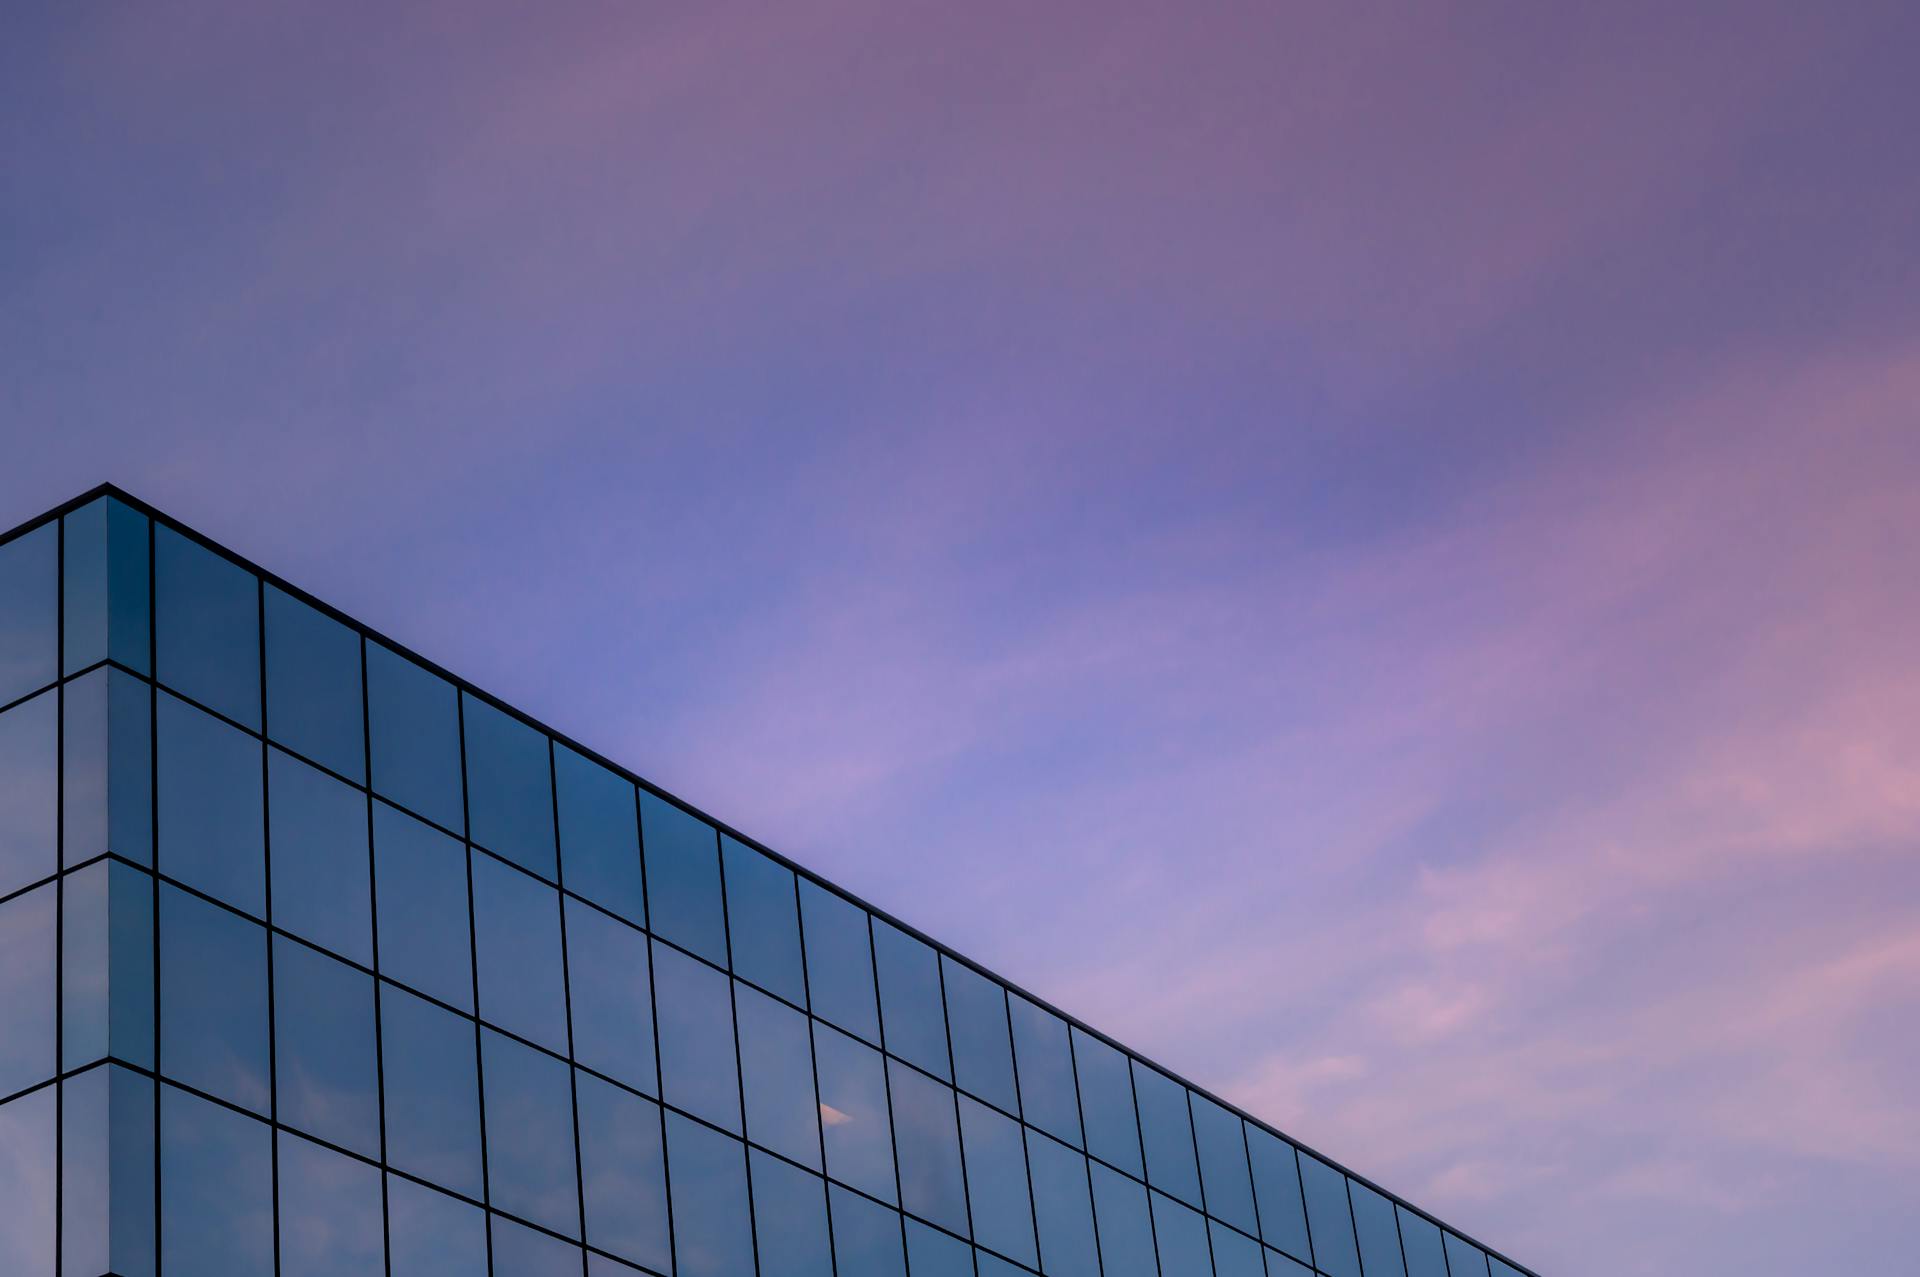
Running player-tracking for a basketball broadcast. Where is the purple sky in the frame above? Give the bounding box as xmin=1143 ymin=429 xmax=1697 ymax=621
xmin=6 ymin=4 xmax=1919 ymax=1272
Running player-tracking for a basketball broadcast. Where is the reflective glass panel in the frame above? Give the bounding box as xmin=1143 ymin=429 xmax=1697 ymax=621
xmin=890 ymin=1061 xmax=967 ymax=1235
xmin=482 ymin=1030 xmax=580 ymax=1238
xmin=665 ymin=1112 xmax=755 ymax=1277
xmin=0 ymin=690 xmax=57 ymax=896
xmin=1071 ymin=1028 xmax=1139 ymax=1178
xmin=1246 ymin=1126 xmax=1311 ymax=1262
xmin=366 ymin=642 xmax=463 ymax=833
xmin=1269 ymin=1247 xmax=1315 ymax=1276
xmin=159 ymin=886 xmax=269 ymax=1112
xmin=473 ymin=851 xmax=568 ymax=1052
xmin=814 ymin=1022 xmax=895 ymax=1203
xmin=555 ymin=745 xmax=644 ymax=923
xmin=1489 ymin=1257 xmax=1526 ymax=1277
xmin=154 ymin=525 xmax=259 ymax=727
xmin=160 ymin=1085 xmax=273 ymax=1277
xmin=800 ymin=881 xmax=878 ymax=1042
xmin=492 ymin=1214 xmax=582 ymax=1277
xmin=1397 ymin=1208 xmax=1449 ymax=1277
xmin=654 ymin=941 xmax=740 ymax=1131
xmin=875 ymin=920 xmax=949 ymax=1079
xmin=85 ymin=1068 xmax=156 ymax=1277
xmin=61 ymin=1066 xmax=111 ymax=1277
xmin=639 ymin=791 xmax=726 ymax=964
xmin=721 ymin=835 xmax=804 ymax=1005
xmin=0 ymin=883 xmax=55 ymax=1095
xmin=372 ymin=801 xmax=472 ymax=1010
xmin=1192 ymin=1094 xmax=1257 ymax=1235
xmin=62 ymin=497 xmax=150 ymax=675
xmin=265 ymin=585 xmax=364 ymax=781
xmin=0 ymin=1082 xmax=54 ymax=1274
xmin=269 ymin=748 xmax=373 ymax=965
xmin=0 ymin=522 xmax=56 ymax=705
xmin=1131 ymin=1063 xmax=1200 ymax=1205
xmin=904 ymin=1220 xmax=972 ymax=1277
xmin=463 ymin=693 xmax=556 ymax=879
xmin=380 ymin=985 xmax=484 ymax=1198
xmin=277 ymin=1131 xmax=384 ymax=1277
xmin=1151 ymin=1190 xmax=1212 ymax=1276
xmin=1211 ymin=1219 xmax=1265 ymax=1277
xmin=1009 ymin=995 xmax=1080 ymax=1147
xmin=273 ymin=937 xmax=380 ymax=1157
xmin=62 ymin=668 xmax=154 ymax=868
xmin=737 ymin=981 xmax=820 ymax=1168
xmin=66 ymin=863 xmax=154 ymax=1070
xmin=1027 ymin=1129 xmax=1099 ymax=1277
xmin=157 ymin=692 xmax=265 ymax=915
xmin=1088 ymin=1162 xmax=1156 ymax=1277
xmin=1299 ymin=1153 xmax=1361 ymax=1277
xmin=564 ymin=897 xmax=656 ymax=1094
xmin=1352 ymin=1180 xmax=1406 ymax=1277
xmin=387 ymin=1175 xmax=487 ymax=1277
xmin=751 ymin=1150 xmax=834 ymax=1277
xmin=943 ymin=957 xmax=1017 ymax=1113
xmin=577 ymin=1072 xmax=672 ymax=1272
xmin=1443 ymin=1232 xmax=1491 ymax=1277
xmin=960 ymin=1093 xmax=1036 ymax=1265
xmin=830 ymin=1182 xmax=906 ymax=1277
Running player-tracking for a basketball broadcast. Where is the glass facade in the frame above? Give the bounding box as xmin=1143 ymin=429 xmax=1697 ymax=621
xmin=0 ymin=485 xmax=1538 ymax=1277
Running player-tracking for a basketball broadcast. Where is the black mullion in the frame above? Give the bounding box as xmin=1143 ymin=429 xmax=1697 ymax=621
xmin=361 ymin=635 xmax=394 ymax=1277
xmin=548 ymin=737 xmax=590 ymax=1277
xmin=53 ymin=511 xmax=63 ymax=1277
xmin=1126 ymin=1062 xmax=1165 ymax=1277
xmin=1391 ymin=1195 xmax=1414 ymax=1277
xmin=932 ymin=927 xmax=981 ymax=1260
xmin=258 ymin=576 xmax=282 ymax=1277
xmin=715 ymin=838 xmax=764 ymax=1277
xmin=1344 ymin=1177 xmax=1367 ymax=1277
xmin=790 ymin=869 xmax=842 ymax=1276
xmin=148 ymin=511 xmax=162 ymax=1277
xmin=1238 ymin=1120 xmax=1267 ymax=1258
xmin=1063 ymin=1031 xmax=1109 ymax=1277
xmin=1292 ymin=1142 xmax=1317 ymax=1275
xmin=1182 ymin=1090 xmax=1219 ymax=1275
xmin=455 ymin=694 xmax=494 ymax=1276
xmin=635 ymin=783 xmax=678 ymax=1277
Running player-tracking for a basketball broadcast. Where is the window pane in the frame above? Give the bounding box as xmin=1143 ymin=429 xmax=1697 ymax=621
xmin=814 ymin=1022 xmax=894 ymax=1203
xmin=1088 ymin=1163 xmax=1156 ymax=1277
xmin=463 ymin=694 xmax=556 ymax=879
xmin=67 ymin=863 xmax=154 ymax=1070
xmin=160 ymin=1086 xmax=273 ymax=1277
xmin=265 ymin=586 xmax=364 ymax=781
xmin=577 ymin=1072 xmax=671 ymax=1272
xmin=63 ymin=669 xmax=154 ymax=869
xmin=1443 ymin=1232 xmax=1490 ymax=1277
xmin=1151 ymin=1190 xmax=1211 ymax=1276
xmin=0 ymin=521 xmax=57 ymax=704
xmin=62 ymin=497 xmax=150 ymax=676
xmin=1131 ymin=1063 xmax=1200 ymax=1205
xmin=1352 ymin=1180 xmax=1406 ymax=1277
xmin=830 ymin=1182 xmax=906 ymax=1277
xmin=473 ymin=852 xmax=568 ymax=1052
xmin=1299 ymin=1154 xmax=1361 ymax=1277
xmin=564 ymin=898 xmax=656 ymax=1095
xmin=62 ymin=1063 xmax=156 ymax=1277
xmin=943 ymin=957 xmax=1016 ymax=1113
xmin=274 ymin=938 xmax=380 ymax=1157
xmin=1397 ymin=1208 xmax=1449 ymax=1277
xmin=1009 ymin=995 xmax=1080 ymax=1147
xmin=721 ymin=835 xmax=804 ymax=1005
xmin=372 ymin=801 xmax=473 ymax=1011
xmin=1192 ymin=1095 xmax=1257 ymax=1235
xmin=159 ymin=886 xmax=269 ymax=1113
xmin=157 ymin=693 xmax=265 ymax=915
xmin=277 ymin=1131 xmax=383 ymax=1277
xmin=654 ymin=942 xmax=740 ymax=1132
xmin=556 ymin=745 xmax=643 ymax=923
xmin=904 ymin=1219 xmax=972 ymax=1277
xmin=492 ymin=1214 xmax=582 ymax=1277
xmin=366 ymin=643 xmax=463 ymax=833
xmin=1269 ymin=1246 xmax=1315 ymax=1276
xmin=270 ymin=749 xmax=373 ymax=966
xmin=0 ymin=884 xmax=55 ymax=1095
xmin=1027 ymin=1129 xmax=1099 ymax=1277
xmin=800 ymin=881 xmax=878 ymax=1042
xmin=1211 ymin=1220 xmax=1265 ymax=1277
xmin=387 ymin=1175 xmax=487 ymax=1277
xmin=0 ymin=1086 xmax=54 ymax=1274
xmin=1488 ymin=1257 xmax=1526 ymax=1277
xmin=737 ymin=982 xmax=820 ymax=1169
xmin=750 ymin=1150 xmax=834 ymax=1277
xmin=891 ymin=1061 xmax=966 ymax=1236
xmin=1246 ymin=1127 xmax=1311 ymax=1262
xmin=0 ymin=690 xmax=56 ymax=896
xmin=639 ymin=791 xmax=726 ymax=964
xmin=154 ymin=525 xmax=259 ymax=727
xmin=1071 ymin=1029 xmax=1139 ymax=1178
xmin=960 ymin=1094 xmax=1036 ymax=1266
xmin=665 ymin=1113 xmax=755 ymax=1277
xmin=482 ymin=1030 xmax=580 ymax=1238
xmin=875 ymin=920 xmax=949 ymax=1080
xmin=381 ymin=985 xmax=483 ymax=1198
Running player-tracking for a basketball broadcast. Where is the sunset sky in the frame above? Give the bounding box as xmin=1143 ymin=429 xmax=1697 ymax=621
xmin=5 ymin=4 xmax=1918 ymax=1273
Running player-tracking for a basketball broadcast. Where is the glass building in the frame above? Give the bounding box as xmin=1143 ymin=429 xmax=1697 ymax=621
xmin=0 ymin=485 xmax=1536 ymax=1277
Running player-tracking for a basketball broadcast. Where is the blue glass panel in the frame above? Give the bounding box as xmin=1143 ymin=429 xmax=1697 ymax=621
xmin=1442 ymin=1232 xmax=1490 ymax=1277
xmin=1245 ymin=1127 xmax=1311 ymax=1263
xmin=975 ymin=1253 xmax=1027 ymax=1277
xmin=62 ymin=497 xmax=149 ymax=675
xmin=943 ymin=957 xmax=1016 ymax=1113
xmin=830 ymin=1182 xmax=907 ymax=1277
xmin=1397 ymin=1208 xmax=1448 ymax=1277
xmin=555 ymin=745 xmax=643 ymax=923
xmin=665 ymin=1112 xmax=755 ymax=1277
xmin=277 ymin=1131 xmax=384 ymax=1277
xmin=1151 ymin=1190 xmax=1213 ymax=1277
xmin=154 ymin=525 xmax=259 ymax=727
xmin=1027 ymin=1129 xmax=1099 ymax=1277
xmin=269 ymin=748 xmax=373 ymax=965
xmin=875 ymin=920 xmax=949 ymax=1080
xmin=577 ymin=1072 xmax=671 ymax=1272
xmin=61 ymin=669 xmax=153 ymax=868
xmin=800 ymin=881 xmax=878 ymax=1042
xmin=722 ymin=835 xmax=804 ymax=1005
xmin=591 ymin=1254 xmax=649 ymax=1277
xmin=1009 ymin=996 xmax=1080 ymax=1147
xmin=0 ymin=522 xmax=57 ymax=703
xmin=0 ymin=884 xmax=54 ymax=1095
xmin=473 ymin=852 xmax=568 ymax=1052
xmin=1488 ymin=1257 xmax=1526 ymax=1277
xmin=463 ymin=694 xmax=556 ymax=879
xmin=0 ymin=690 xmax=56 ymax=895
xmin=961 ymin=1094 xmax=1036 ymax=1265
xmin=737 ymin=981 xmax=820 ymax=1168
xmin=273 ymin=938 xmax=380 ymax=1157
xmin=1211 ymin=1220 xmax=1264 ymax=1277
xmin=157 ymin=692 xmax=265 ymax=915
xmin=564 ymin=898 xmax=656 ymax=1094
xmin=815 ymin=1022 xmax=895 ymax=1203
xmin=63 ymin=1066 xmax=154 ymax=1277
xmin=482 ymin=1030 xmax=580 ymax=1237
xmin=903 ymin=1219 xmax=971 ymax=1277
xmin=372 ymin=801 xmax=472 ymax=1011
xmin=264 ymin=585 xmax=364 ymax=781
xmin=891 ymin=1061 xmax=967 ymax=1236
xmin=380 ymin=985 xmax=483 ymax=1198
xmin=159 ymin=886 xmax=268 ymax=1112
xmin=1299 ymin=1154 xmax=1361 ymax=1277
xmin=492 ymin=1214 xmax=582 ymax=1277
xmin=0 ymin=1080 xmax=54 ymax=1273
xmin=1267 ymin=1247 xmax=1315 ymax=1276
xmin=751 ymin=1150 xmax=835 ymax=1277
xmin=1192 ymin=1095 xmax=1257 ymax=1235
xmin=387 ymin=1175 xmax=487 ymax=1277
xmin=654 ymin=941 xmax=740 ymax=1131
xmin=366 ymin=643 xmax=463 ymax=833
xmin=61 ymin=670 xmax=108 ymax=868
xmin=1067 ymin=1029 xmax=1136 ymax=1175
xmin=639 ymin=791 xmax=726 ymax=964
xmin=1131 ymin=1064 xmax=1200 ymax=1206
xmin=160 ymin=1085 xmax=273 ymax=1277
xmin=1351 ymin=1180 xmax=1405 ymax=1277
xmin=1088 ymin=1163 xmax=1156 ymax=1277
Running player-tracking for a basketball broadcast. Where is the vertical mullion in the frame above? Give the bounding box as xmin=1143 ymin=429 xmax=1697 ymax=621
xmin=1063 ymin=1031 xmax=1109 ymax=1277
xmin=1293 ymin=1143 xmax=1317 ymax=1275
xmin=258 ymin=577 xmax=282 ymax=1277
xmin=1127 ymin=1062 xmax=1164 ymax=1277
xmin=635 ymin=786 xmax=678 ymax=1277
xmin=796 ymin=872 xmax=840 ymax=1277
xmin=148 ymin=516 xmax=163 ymax=1277
xmin=362 ymin=638 xmax=393 ymax=1277
xmin=54 ymin=514 xmax=64 ymax=1277
xmin=549 ymin=737 xmax=590 ymax=1277
xmin=1184 ymin=1090 xmax=1219 ymax=1275
xmin=456 ymin=696 xmax=493 ymax=1276
xmin=715 ymin=834 xmax=764 ymax=1277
